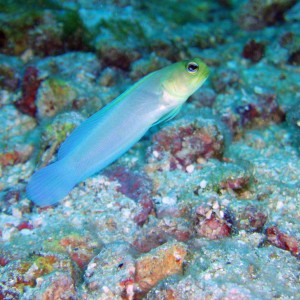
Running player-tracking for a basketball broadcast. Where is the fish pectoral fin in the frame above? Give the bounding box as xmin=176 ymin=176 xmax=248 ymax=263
xmin=151 ymin=104 xmax=182 ymax=127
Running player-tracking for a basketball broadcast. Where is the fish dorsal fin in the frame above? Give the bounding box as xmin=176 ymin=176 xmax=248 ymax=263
xmin=57 ymin=96 xmax=124 ymax=159
xmin=151 ymin=104 xmax=182 ymax=127
xmin=58 ymin=73 xmax=156 ymax=160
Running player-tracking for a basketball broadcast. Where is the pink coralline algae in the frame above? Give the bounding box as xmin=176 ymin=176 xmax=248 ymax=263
xmin=0 ymin=147 xmax=33 ymax=168
xmin=147 ymin=118 xmax=225 ymax=171
xmin=216 ymin=89 xmax=285 ymax=138
xmin=133 ymin=228 xmax=168 ymax=253
xmin=0 ymin=256 xmax=10 ymax=267
xmin=266 ymin=226 xmax=299 ymax=257
xmin=59 ymin=235 xmax=100 ymax=270
xmin=17 ymin=221 xmax=34 ymax=231
xmin=133 ymin=221 xmax=191 ymax=253
xmin=242 ymin=39 xmax=266 ymax=63
xmin=235 ymin=205 xmax=268 ymax=232
xmin=194 ymin=205 xmax=232 ymax=240
xmin=105 ymin=166 xmax=153 ymax=202
xmin=30 ymin=271 xmax=77 ymax=300
xmin=237 ymin=0 xmax=297 ymax=31
xmin=238 ymin=91 xmax=285 ymax=129
xmin=219 ymin=176 xmax=250 ymax=193
xmin=0 ymin=253 xmax=77 ymax=298
xmin=0 ymin=151 xmax=22 ymax=167
xmin=104 ymin=166 xmax=155 ymax=225
xmin=133 ymin=198 xmax=155 ymax=226
xmin=14 ymin=66 xmax=42 ymax=117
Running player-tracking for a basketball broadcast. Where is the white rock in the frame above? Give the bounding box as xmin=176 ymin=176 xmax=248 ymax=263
xmin=186 ymin=164 xmax=195 ymax=173
xmin=161 ymin=196 xmax=176 ymax=205
xmin=199 ymin=180 xmax=207 ymax=189
xmin=153 ymin=150 xmax=159 ymax=158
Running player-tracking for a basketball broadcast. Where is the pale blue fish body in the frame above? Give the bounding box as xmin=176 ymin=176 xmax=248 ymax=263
xmin=27 ymin=58 xmax=209 ymax=206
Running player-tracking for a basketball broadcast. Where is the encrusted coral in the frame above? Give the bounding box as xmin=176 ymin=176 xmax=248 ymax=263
xmin=14 ymin=66 xmax=42 ymax=117
xmin=213 ymin=88 xmax=285 ymax=138
xmin=238 ymin=0 xmax=297 ymax=31
xmin=194 ymin=203 xmax=232 ymax=240
xmin=242 ymin=39 xmax=266 ymax=63
xmin=266 ymin=226 xmax=299 ymax=257
xmin=0 ymin=253 xmax=77 ymax=298
xmin=0 ymin=5 xmax=91 ymax=57
xmin=135 ymin=241 xmax=187 ymax=298
xmin=104 ymin=166 xmax=155 ymax=226
xmin=147 ymin=116 xmax=225 ymax=171
xmin=38 ymin=112 xmax=84 ymax=165
xmin=36 ymin=77 xmax=77 ymax=119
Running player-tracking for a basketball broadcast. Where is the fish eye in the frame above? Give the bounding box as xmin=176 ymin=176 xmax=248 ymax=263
xmin=186 ymin=62 xmax=199 ymax=73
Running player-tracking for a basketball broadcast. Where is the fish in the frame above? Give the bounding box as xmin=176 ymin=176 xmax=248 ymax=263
xmin=26 ymin=58 xmax=209 ymax=206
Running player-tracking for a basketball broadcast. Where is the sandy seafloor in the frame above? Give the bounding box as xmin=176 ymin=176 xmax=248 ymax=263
xmin=0 ymin=0 xmax=300 ymax=299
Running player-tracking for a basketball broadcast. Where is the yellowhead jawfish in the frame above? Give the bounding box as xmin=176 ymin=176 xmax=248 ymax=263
xmin=27 ymin=58 xmax=209 ymax=206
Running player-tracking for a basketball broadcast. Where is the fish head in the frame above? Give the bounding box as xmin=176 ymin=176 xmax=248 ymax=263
xmin=161 ymin=58 xmax=210 ymax=102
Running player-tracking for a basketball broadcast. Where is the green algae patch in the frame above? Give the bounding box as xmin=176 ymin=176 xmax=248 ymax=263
xmin=44 ymin=117 xmax=78 ymax=145
xmin=0 ymin=11 xmax=42 ymax=55
xmin=0 ymin=0 xmax=61 ymax=14
xmin=58 ymin=10 xmax=93 ymax=52
xmin=0 ymin=3 xmax=92 ymax=56
xmin=98 ymin=18 xmax=147 ymax=44
xmin=36 ymin=77 xmax=77 ymax=119
xmin=42 ymin=231 xmax=102 ymax=270
xmin=37 ymin=112 xmax=83 ymax=166
xmin=137 ymin=1 xmax=211 ymax=25
xmin=0 ymin=253 xmax=76 ymax=294
xmin=34 ymin=255 xmax=57 ymax=274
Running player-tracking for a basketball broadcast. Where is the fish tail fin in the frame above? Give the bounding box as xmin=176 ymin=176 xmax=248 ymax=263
xmin=26 ymin=159 xmax=77 ymax=207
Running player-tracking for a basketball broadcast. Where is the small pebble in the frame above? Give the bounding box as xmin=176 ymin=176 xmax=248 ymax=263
xmin=161 ymin=196 xmax=177 ymax=206
xmin=153 ymin=150 xmax=160 ymax=158
xmin=199 ymin=180 xmax=207 ymax=189
xmin=186 ymin=164 xmax=195 ymax=173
